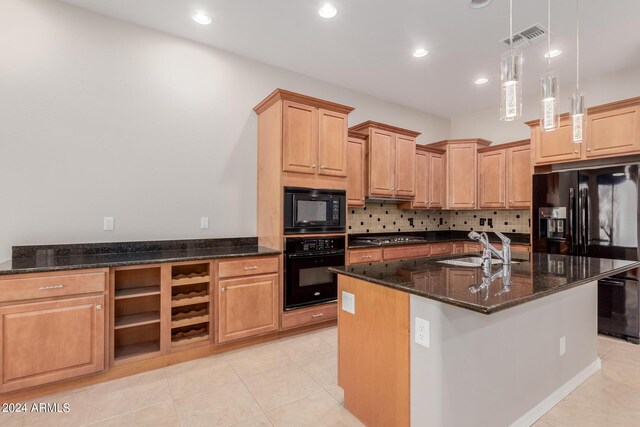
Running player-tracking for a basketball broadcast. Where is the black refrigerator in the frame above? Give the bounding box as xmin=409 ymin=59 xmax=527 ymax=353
xmin=533 ymin=164 xmax=640 ymax=343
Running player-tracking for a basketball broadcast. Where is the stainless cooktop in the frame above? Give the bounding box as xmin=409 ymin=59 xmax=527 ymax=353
xmin=352 ymin=235 xmax=426 ymax=246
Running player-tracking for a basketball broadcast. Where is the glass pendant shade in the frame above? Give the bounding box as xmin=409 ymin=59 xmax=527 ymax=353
xmin=500 ymin=51 xmax=523 ymax=121
xmin=540 ymin=72 xmax=560 ymax=131
xmin=571 ymin=92 xmax=587 ymax=143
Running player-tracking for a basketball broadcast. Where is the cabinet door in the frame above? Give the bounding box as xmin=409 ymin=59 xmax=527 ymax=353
xmin=368 ymin=129 xmax=395 ymax=197
xmin=478 ymin=150 xmax=506 ymax=208
xmin=447 ymin=144 xmax=477 ymax=209
xmin=318 ymin=109 xmax=348 ymax=177
xmin=395 ymin=135 xmax=416 ymax=198
xmin=412 ymin=150 xmax=429 ymax=208
xmin=347 ymin=137 xmax=366 ymax=206
xmin=533 ymin=121 xmax=581 ymax=165
xmin=507 ymin=145 xmax=532 ymax=208
xmin=428 ymin=152 xmax=446 ymax=208
xmin=446 ymin=269 xmax=478 ymax=302
xmin=586 ymin=106 xmax=640 ymax=158
xmin=282 ymin=101 xmax=318 ymax=174
xmin=218 ymin=274 xmax=278 ymax=343
xmin=0 ymin=295 xmax=105 ymax=393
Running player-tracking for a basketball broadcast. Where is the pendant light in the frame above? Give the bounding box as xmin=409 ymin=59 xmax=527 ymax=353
xmin=500 ymin=0 xmax=522 ymax=121
xmin=571 ymin=0 xmax=587 ymax=143
xmin=540 ymin=0 xmax=560 ymax=131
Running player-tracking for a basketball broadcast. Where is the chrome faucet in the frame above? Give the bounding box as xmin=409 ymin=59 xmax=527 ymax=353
xmin=468 ymin=231 xmax=512 ymax=274
xmin=469 ymin=263 xmax=513 ymax=300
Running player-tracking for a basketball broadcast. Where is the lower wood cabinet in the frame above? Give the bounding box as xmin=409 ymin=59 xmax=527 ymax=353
xmin=217 ymin=273 xmax=279 ymax=343
xmin=0 ymin=295 xmax=105 ymax=393
xmin=281 ymin=303 xmax=337 ymax=330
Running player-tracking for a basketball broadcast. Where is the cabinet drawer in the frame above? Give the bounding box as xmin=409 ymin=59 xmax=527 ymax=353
xmin=512 ymin=244 xmax=531 ymax=253
xmin=0 ymin=270 xmax=107 ymax=303
xmin=348 ymin=248 xmax=383 ymax=265
xmin=383 ymin=245 xmax=430 ymax=261
xmin=281 ymin=303 xmax=337 ymax=330
xmin=463 ymin=242 xmax=482 ymax=253
xmin=430 ymin=243 xmax=453 ymax=256
xmin=218 ymin=257 xmax=279 ymax=279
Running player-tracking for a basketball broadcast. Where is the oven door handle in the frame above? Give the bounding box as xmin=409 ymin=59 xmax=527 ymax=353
xmin=286 ymin=251 xmax=345 ymax=259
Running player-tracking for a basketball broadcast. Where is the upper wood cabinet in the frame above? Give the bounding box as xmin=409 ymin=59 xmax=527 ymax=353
xmin=347 ymin=131 xmax=367 ymax=206
xmin=478 ymin=140 xmax=531 ymax=209
xmin=529 ymin=97 xmax=640 ymax=166
xmin=398 ymin=146 xmax=446 ymax=210
xmin=427 ymin=139 xmax=491 ymax=209
xmin=350 ymin=121 xmax=420 ymax=200
xmin=318 ymin=108 xmax=349 ymax=176
xmin=586 ymin=105 xmax=640 ymax=158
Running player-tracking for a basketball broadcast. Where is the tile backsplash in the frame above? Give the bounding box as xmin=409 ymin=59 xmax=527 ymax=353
xmin=348 ymin=202 xmax=530 ymax=234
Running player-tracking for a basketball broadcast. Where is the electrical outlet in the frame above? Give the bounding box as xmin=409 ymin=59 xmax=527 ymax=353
xmin=341 ymin=291 xmax=355 ymax=314
xmin=559 ymin=336 xmax=566 ymax=356
xmin=103 ymin=217 xmax=114 ymax=231
xmin=200 ymin=217 xmax=209 ymax=229
xmin=415 ymin=317 xmax=430 ymax=348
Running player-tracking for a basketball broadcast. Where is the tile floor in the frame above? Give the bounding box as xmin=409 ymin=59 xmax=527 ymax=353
xmin=1 ymin=328 xmax=639 ymax=426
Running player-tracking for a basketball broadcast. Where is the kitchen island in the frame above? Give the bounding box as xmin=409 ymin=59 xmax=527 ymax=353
xmin=330 ymin=253 xmax=640 ymax=427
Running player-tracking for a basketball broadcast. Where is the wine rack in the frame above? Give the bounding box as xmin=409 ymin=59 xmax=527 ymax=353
xmin=170 ymin=263 xmax=211 ymax=347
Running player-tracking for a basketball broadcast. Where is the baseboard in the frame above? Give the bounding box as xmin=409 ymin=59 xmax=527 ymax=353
xmin=510 ymin=357 xmax=602 ymax=427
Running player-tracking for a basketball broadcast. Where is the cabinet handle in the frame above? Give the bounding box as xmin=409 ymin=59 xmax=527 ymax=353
xmin=361 ymin=255 xmax=372 ymax=259
xmin=96 ymin=305 xmax=102 ymax=310
xmin=587 ymin=148 xmax=591 ymax=152
xmin=38 ymin=284 xmax=64 ymax=290
xmin=220 ymin=287 xmax=227 ymax=292
xmin=574 ymin=150 xmax=578 ymax=153
xmin=320 ymin=165 xmax=326 ymax=169
xmin=311 ymin=313 xmax=324 ymax=318
xmin=509 ymin=200 xmax=513 ymax=204
xmin=243 ymin=266 xmax=258 ymax=271
xmin=311 ymin=164 xmax=317 ymax=168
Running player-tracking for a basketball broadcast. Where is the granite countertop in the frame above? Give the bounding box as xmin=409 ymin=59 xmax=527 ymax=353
xmin=330 ymin=253 xmax=639 ymax=314
xmin=347 ymin=231 xmax=530 ymax=249
xmin=0 ymin=238 xmax=280 ymax=276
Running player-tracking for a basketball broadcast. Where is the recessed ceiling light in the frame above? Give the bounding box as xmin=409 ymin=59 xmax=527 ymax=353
xmin=469 ymin=0 xmax=494 ymax=9
xmin=318 ymin=3 xmax=337 ymax=19
xmin=192 ymin=11 xmax=212 ymax=25
xmin=544 ymin=49 xmax=562 ymax=58
xmin=474 ymin=77 xmax=489 ymax=85
xmin=412 ymin=48 xmax=429 ymax=58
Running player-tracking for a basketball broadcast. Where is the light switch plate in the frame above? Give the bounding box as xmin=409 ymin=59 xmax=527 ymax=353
xmin=415 ymin=317 xmax=430 ymax=348
xmin=200 ymin=217 xmax=209 ymax=229
xmin=559 ymin=336 xmax=566 ymax=356
xmin=103 ymin=217 xmax=114 ymax=231
xmin=341 ymin=291 xmax=355 ymax=314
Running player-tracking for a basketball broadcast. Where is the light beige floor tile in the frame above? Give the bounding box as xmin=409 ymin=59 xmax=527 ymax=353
xmin=597 ymin=335 xmax=619 ymax=357
xmin=602 ymin=340 xmax=640 ymax=365
xmin=600 ymin=357 xmax=640 ymax=391
xmin=297 ymin=351 xmax=338 ymax=389
xmin=84 ymin=400 xmax=178 ymax=427
xmin=531 ymin=420 xmax=554 ymax=427
xmin=173 ymin=382 xmax=262 ymax=427
xmin=542 ymin=372 xmax=640 ymax=427
xmin=276 ymin=333 xmax=337 ymax=362
xmin=166 ymin=356 xmax=240 ymax=399
xmin=324 ymin=384 xmax=345 ymax=405
xmin=0 ymin=411 xmax=25 ymax=427
xmin=229 ymin=414 xmax=274 ymax=427
xmin=243 ymin=364 xmax=322 ymax=411
xmin=225 ymin=343 xmax=293 ymax=378
xmin=266 ymin=390 xmax=363 ymax=427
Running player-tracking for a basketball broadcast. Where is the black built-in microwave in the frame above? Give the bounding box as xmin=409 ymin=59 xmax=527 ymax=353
xmin=284 ymin=187 xmax=346 ymax=234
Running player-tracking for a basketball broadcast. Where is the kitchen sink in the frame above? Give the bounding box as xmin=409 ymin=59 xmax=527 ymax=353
xmin=437 ymin=257 xmax=518 ymax=267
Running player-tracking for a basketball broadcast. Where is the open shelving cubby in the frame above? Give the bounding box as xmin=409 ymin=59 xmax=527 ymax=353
xmin=113 ymin=267 xmax=162 ymax=362
xmin=170 ymin=263 xmax=212 ymax=348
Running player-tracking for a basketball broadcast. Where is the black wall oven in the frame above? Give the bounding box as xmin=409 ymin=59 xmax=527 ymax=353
xmin=284 ymin=236 xmax=345 ymax=310
xmin=284 ymin=187 xmax=346 ymax=234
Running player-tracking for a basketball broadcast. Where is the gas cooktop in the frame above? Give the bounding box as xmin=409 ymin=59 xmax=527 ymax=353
xmin=352 ymin=235 xmax=426 ymax=246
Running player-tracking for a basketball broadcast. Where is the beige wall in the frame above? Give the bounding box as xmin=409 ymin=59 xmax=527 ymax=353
xmin=450 ymin=65 xmax=640 ymax=144
xmin=0 ymin=0 xmax=450 ymax=261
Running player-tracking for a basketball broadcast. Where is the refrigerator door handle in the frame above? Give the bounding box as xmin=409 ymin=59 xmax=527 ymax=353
xmin=580 ymin=188 xmax=589 ymax=255
xmin=568 ymin=188 xmax=576 ymax=254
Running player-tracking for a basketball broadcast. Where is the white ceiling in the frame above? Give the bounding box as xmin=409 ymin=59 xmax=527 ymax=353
xmin=58 ymin=0 xmax=640 ymax=118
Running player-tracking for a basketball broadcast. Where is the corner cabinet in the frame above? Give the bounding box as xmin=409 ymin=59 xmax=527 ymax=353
xmin=0 ymin=270 xmax=107 ymax=393
xmin=350 ymin=121 xmax=420 ymax=200
xmin=529 ymin=97 xmax=640 ymax=166
xmin=398 ymin=145 xmax=446 ymax=210
xmin=347 ymin=131 xmax=367 ymax=206
xmin=426 ymin=139 xmax=491 ymax=209
xmin=477 ymin=140 xmax=531 ymax=209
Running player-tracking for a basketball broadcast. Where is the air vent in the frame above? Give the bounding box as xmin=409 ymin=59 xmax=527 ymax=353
xmin=502 ymin=24 xmax=547 ymax=49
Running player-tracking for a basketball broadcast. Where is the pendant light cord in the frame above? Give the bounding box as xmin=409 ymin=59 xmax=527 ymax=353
xmin=509 ymin=0 xmax=513 ymax=53
xmin=547 ymin=0 xmax=551 ymax=70
xmin=576 ymin=0 xmax=580 ymax=90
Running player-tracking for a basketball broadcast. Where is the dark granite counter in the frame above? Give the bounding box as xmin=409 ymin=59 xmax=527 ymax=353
xmin=347 ymin=231 xmax=530 ymax=249
xmin=330 ymin=253 xmax=639 ymax=314
xmin=0 ymin=238 xmax=280 ymax=276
